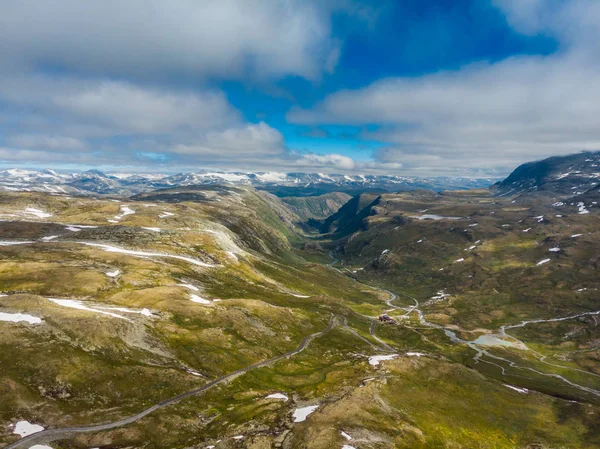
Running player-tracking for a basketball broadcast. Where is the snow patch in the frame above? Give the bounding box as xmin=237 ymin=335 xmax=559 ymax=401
xmin=119 ymin=205 xmax=135 ymax=217
xmin=577 ymin=202 xmax=590 ymax=214
xmin=536 ymin=258 xmax=551 ymax=266
xmin=24 ymin=208 xmax=52 ymax=219
xmin=47 ymin=298 xmax=131 ymax=321
xmin=98 ymin=306 xmax=153 ymax=317
xmin=41 ymin=235 xmax=58 ymax=241
xmin=548 ymin=247 xmax=560 ymax=252
xmin=13 ymin=420 xmax=44 ymax=437
xmin=504 ymin=384 xmax=528 ymax=394
xmin=0 ymin=312 xmax=42 ymax=324
xmin=265 ymin=393 xmax=288 ymax=400
xmin=368 ymin=354 xmax=398 ymax=366
xmin=0 ymin=240 xmax=34 ymax=246
xmin=430 ymin=290 xmax=450 ymax=302
xmin=293 ymin=405 xmax=319 ymax=423
xmin=79 ymin=242 xmax=215 ymax=267
xmin=190 ymin=294 xmax=211 ymax=305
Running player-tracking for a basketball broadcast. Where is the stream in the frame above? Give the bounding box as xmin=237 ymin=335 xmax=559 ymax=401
xmin=327 ymin=252 xmax=600 ymax=399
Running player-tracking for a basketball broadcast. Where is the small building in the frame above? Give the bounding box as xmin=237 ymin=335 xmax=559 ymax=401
xmin=378 ymin=314 xmax=397 ymax=325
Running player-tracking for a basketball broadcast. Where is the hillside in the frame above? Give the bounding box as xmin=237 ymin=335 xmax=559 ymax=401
xmin=280 ymin=192 xmax=352 ymax=223
xmin=319 ymin=193 xmax=382 ymax=236
xmin=493 ymin=151 xmax=600 ymax=196
xmin=0 ymin=163 xmax=599 ymax=449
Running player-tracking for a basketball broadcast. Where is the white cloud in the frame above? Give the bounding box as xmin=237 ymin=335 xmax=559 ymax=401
xmin=296 ymin=153 xmax=356 ymax=170
xmin=0 ymin=0 xmax=345 ymax=81
xmin=493 ymin=0 xmax=549 ymax=35
xmin=172 ymin=122 xmax=285 ymax=157
xmin=55 ymin=81 xmax=238 ymax=134
xmin=0 ymin=0 xmax=386 ymax=173
xmin=8 ymin=135 xmax=87 ymax=151
xmin=494 ymin=0 xmax=600 ymax=49
xmin=0 ymin=75 xmax=240 ymax=136
xmin=288 ymin=1 xmax=600 ymax=175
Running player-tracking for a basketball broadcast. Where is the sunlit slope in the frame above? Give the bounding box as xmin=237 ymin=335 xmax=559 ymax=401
xmin=0 ymin=186 xmax=598 ymax=449
xmin=323 ymin=189 xmax=600 ymax=407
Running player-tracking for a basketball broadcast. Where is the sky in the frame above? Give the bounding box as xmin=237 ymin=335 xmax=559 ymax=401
xmin=0 ymin=0 xmax=599 ymax=177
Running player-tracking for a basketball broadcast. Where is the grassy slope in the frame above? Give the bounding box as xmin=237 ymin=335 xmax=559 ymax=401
xmin=0 ymin=188 xmax=598 ymax=448
xmin=280 ymin=192 xmax=352 ymax=221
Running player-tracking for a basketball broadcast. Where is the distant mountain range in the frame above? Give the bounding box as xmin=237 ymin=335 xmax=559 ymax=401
xmin=0 ymin=168 xmax=497 ymax=197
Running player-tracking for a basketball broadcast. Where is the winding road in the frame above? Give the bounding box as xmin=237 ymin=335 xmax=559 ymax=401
xmin=327 ymin=252 xmax=600 ymax=399
xmin=4 ymin=251 xmax=600 ymax=448
xmin=3 ymin=315 xmax=338 ymax=449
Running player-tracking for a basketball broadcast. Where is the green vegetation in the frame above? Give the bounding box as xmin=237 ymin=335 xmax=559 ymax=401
xmin=0 ymin=186 xmax=598 ymax=449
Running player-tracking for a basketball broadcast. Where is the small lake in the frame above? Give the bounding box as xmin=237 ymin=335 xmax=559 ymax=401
xmin=444 ymin=329 xmax=525 ymax=349
xmin=472 ymin=334 xmax=521 ymax=347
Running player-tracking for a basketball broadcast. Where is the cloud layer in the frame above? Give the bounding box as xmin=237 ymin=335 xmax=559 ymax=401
xmin=289 ymin=0 xmax=600 ymax=175
xmin=1 ymin=0 xmax=598 ymax=176
xmin=0 ymin=1 xmax=373 ymax=172
xmin=0 ymin=0 xmax=341 ymax=80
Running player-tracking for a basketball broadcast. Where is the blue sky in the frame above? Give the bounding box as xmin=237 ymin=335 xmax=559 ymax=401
xmin=0 ymin=0 xmax=598 ymax=176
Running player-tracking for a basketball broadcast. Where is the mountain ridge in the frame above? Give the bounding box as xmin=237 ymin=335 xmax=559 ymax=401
xmin=493 ymin=151 xmax=600 ymax=197
xmin=0 ymin=168 xmax=497 ymax=197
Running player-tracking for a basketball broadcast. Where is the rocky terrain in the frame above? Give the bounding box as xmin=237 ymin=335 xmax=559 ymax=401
xmin=0 ymin=155 xmax=599 ymax=449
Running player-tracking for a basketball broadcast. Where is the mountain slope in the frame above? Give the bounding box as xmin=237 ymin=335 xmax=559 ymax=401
xmin=319 ymin=193 xmax=382 ymax=235
xmin=493 ymin=151 xmax=600 ymax=196
xmin=280 ymin=192 xmax=352 ymax=222
xmin=1 ymin=178 xmax=599 ymax=449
